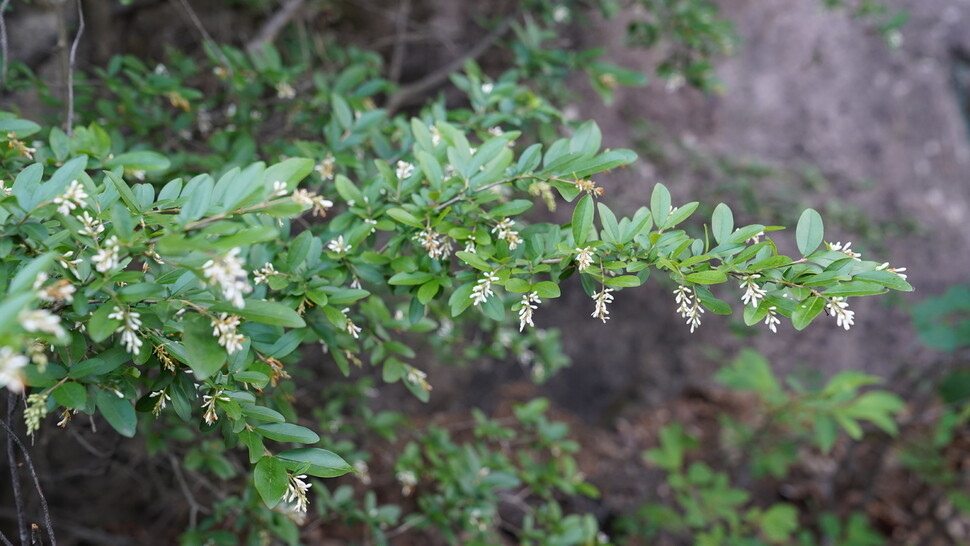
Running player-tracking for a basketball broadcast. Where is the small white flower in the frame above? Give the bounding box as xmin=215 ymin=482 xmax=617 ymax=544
xmin=92 ymin=236 xmax=122 ymax=273
xmin=315 ymin=154 xmax=336 ymax=180
xmin=464 ymin=241 xmax=477 ymax=254
xmin=413 ymin=228 xmax=453 ymax=260
xmin=0 ymin=179 xmax=12 ymax=196
xmin=19 ymin=309 xmax=66 ymax=338
xmin=201 ymin=388 xmax=230 ymax=425
xmin=284 ymin=474 xmax=312 ymax=512
xmin=764 ymin=306 xmax=781 ymax=333
xmin=875 ymin=262 xmax=908 ymax=280
xmin=275 ymin=81 xmax=296 ymax=100
xmin=107 ymin=306 xmax=143 ymax=354
xmin=739 ymin=274 xmax=768 ymax=308
xmin=252 ymin=262 xmax=279 ymax=285
xmin=396 ymin=469 xmax=417 ymax=496
xmin=428 ymin=125 xmax=442 ymax=146
xmin=673 ymin=285 xmax=703 ymax=333
xmin=210 ymin=313 xmax=245 ymax=354
xmin=487 ymin=126 xmax=504 ymax=137
xmin=575 ymin=247 xmax=594 ymax=272
xmin=327 ymin=235 xmax=352 ymax=254
xmin=826 ymin=241 xmax=862 ymax=261
xmin=353 ymin=460 xmax=371 ymax=485
xmin=395 ymin=160 xmax=415 ymax=180
xmin=481 ymin=82 xmax=494 ymax=95
xmin=291 ymin=188 xmax=333 ymax=216
xmin=342 ymin=308 xmax=362 ymax=339
xmin=77 ymin=210 xmax=105 ymax=238
xmin=591 ymin=287 xmax=614 ymax=323
xmin=37 ymin=279 xmax=76 ymax=304
xmin=517 ymin=291 xmax=541 ymax=332
xmin=201 ymin=247 xmax=252 ymax=309
xmin=471 ymin=273 xmax=500 ymax=306
xmin=405 ymin=366 xmax=431 ymax=393
xmin=53 ymin=180 xmax=88 ymax=215
xmin=491 ymin=218 xmax=521 ymax=250
xmin=826 ymin=297 xmax=855 ymax=330
xmin=0 ymin=347 xmax=28 ymax=393
xmin=272 ymin=181 xmax=289 ymax=197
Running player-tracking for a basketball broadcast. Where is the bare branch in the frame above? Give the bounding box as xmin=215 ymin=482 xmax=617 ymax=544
xmin=66 ymin=0 xmax=85 ymax=137
xmin=6 ymin=393 xmax=26 ymax=545
xmin=0 ymin=0 xmax=11 ymax=88
xmin=388 ymin=0 xmax=411 ymax=84
xmin=0 ymin=409 xmax=56 ymax=545
xmin=384 ymin=16 xmax=516 ymax=115
xmin=172 ymin=0 xmax=232 ymax=81
xmin=245 ymin=0 xmax=305 ymax=55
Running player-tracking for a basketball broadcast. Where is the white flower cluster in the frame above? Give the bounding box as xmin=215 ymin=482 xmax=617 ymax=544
xmin=92 ymin=236 xmax=122 ymax=272
xmin=77 ymin=211 xmax=105 ymax=238
xmin=471 ymin=273 xmax=500 ymax=306
xmin=285 ymin=473 xmax=312 ymax=512
xmin=201 ymin=389 xmax=230 ymax=425
xmin=327 ymin=234 xmax=351 ymax=254
xmin=739 ymin=274 xmax=767 ymax=307
xmin=827 ymin=241 xmax=862 ymax=261
xmin=395 ymin=160 xmax=415 ymax=180
xmin=35 ymin=274 xmax=75 ymax=304
xmin=149 ymin=389 xmax=171 ymax=417
xmin=413 ymin=228 xmax=453 ymax=260
xmin=291 ymin=188 xmax=334 ymax=217
xmin=0 ymin=347 xmax=28 ymax=392
xmin=406 ymin=366 xmax=431 ymax=393
xmin=763 ymin=306 xmax=781 ymax=333
xmin=53 ymin=180 xmax=88 ymax=215
xmin=201 ymin=247 xmax=252 ymax=309
xmin=674 ymin=285 xmax=704 ymax=333
xmin=315 ymin=154 xmax=336 ymax=180
xmin=342 ymin=308 xmax=362 ymax=339
xmin=275 ymin=81 xmax=296 ymax=100
xmin=491 ymin=218 xmax=521 ymax=249
xmin=876 ymin=262 xmax=908 ymax=280
xmin=107 ymin=306 xmax=143 ymax=354
xmin=252 ymin=262 xmax=279 ymax=285
xmin=517 ymin=291 xmax=541 ymax=332
xmin=591 ymin=287 xmax=614 ymax=323
xmin=211 ymin=313 xmax=245 ymax=354
xmin=575 ymin=247 xmax=594 ymax=271
xmin=397 ymin=469 xmax=417 ymax=496
xmin=826 ymin=297 xmax=855 ymax=330
xmin=19 ymin=308 xmax=66 ymax=338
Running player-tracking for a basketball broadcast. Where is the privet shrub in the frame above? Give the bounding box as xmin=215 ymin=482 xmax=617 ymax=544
xmin=0 ymin=0 xmax=912 ymax=543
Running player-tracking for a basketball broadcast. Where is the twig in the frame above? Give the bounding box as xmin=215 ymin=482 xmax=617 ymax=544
xmin=0 ymin=0 xmax=11 ymax=87
xmin=387 ymin=0 xmax=411 ymax=84
xmin=172 ymin=0 xmax=232 ymax=81
xmin=6 ymin=393 xmax=26 ymax=545
xmin=65 ymin=0 xmax=85 ymax=136
xmin=245 ymin=0 xmax=305 ymax=54
xmin=167 ymin=453 xmax=209 ymax=528
xmin=0 ymin=414 xmax=56 ymax=545
xmin=0 ymin=529 xmax=12 ymax=546
xmin=384 ymin=16 xmax=516 ymax=114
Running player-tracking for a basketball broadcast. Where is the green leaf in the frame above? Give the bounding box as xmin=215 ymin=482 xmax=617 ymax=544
xmin=490 ymin=199 xmax=533 ymax=217
xmin=211 ymin=300 xmax=306 ymax=328
xmin=853 ymin=270 xmax=913 ymax=292
xmin=711 ymin=203 xmax=734 ymax=244
xmin=597 ymin=202 xmax=620 ymax=243
xmin=181 ymin=314 xmax=226 ymax=379
xmin=254 ymin=456 xmax=289 ymax=508
xmin=650 ymin=183 xmax=671 ymax=228
xmin=532 ymin=281 xmax=561 ymax=298
xmin=796 ymin=208 xmax=824 ymax=256
xmin=105 ymin=150 xmax=171 ymax=172
xmin=263 ymin=158 xmax=314 ymax=189
xmin=662 ymin=201 xmax=698 ymax=230
xmin=9 ymin=253 xmax=55 ymax=295
xmin=385 ymin=207 xmax=424 ymax=228
xmin=604 ymin=275 xmax=641 ymax=288
xmin=455 ymin=251 xmax=491 ymax=271
xmin=53 ymin=382 xmax=87 ymax=410
xmin=449 ymin=282 xmax=475 ymax=317
xmin=87 ymin=303 xmax=122 ymax=343
xmin=417 ymin=280 xmax=440 ymax=304
xmin=505 ymin=278 xmax=531 ymax=293
xmin=241 ymin=404 xmax=286 ymax=423
xmin=791 ymin=295 xmax=827 ymax=330
xmin=727 ymin=224 xmax=766 ymax=245
xmin=572 ymin=195 xmax=594 ymax=246
xmin=97 ymin=390 xmax=137 ymax=438
xmin=388 ymin=271 xmax=434 ymax=286
xmin=760 ymin=504 xmax=798 ymax=543
xmin=255 ymin=423 xmax=321 ymax=444
xmin=69 ymin=348 xmax=128 ymax=378
xmin=277 ymin=448 xmax=354 ymax=478
xmin=685 ymin=270 xmax=727 ymax=284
